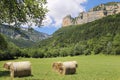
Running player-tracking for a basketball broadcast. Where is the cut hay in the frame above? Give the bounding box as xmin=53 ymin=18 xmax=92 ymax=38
xmin=52 ymin=62 xmax=62 ymax=71
xmin=59 ymin=61 xmax=76 ymax=75
xmin=3 ymin=62 xmax=12 ymax=70
xmin=10 ymin=61 xmax=31 ymax=79
xmin=52 ymin=61 xmax=78 ymax=75
xmin=71 ymin=61 xmax=78 ymax=68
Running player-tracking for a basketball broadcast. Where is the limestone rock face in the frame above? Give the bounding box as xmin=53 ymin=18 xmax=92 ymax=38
xmin=62 ymin=15 xmax=73 ymax=27
xmin=62 ymin=2 xmax=120 ymax=27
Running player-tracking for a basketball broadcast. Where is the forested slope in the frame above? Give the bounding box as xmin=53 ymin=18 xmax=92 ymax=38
xmin=36 ymin=14 xmax=120 ymax=57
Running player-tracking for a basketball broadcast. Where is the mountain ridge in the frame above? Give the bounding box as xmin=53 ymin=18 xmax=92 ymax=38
xmin=62 ymin=2 xmax=120 ymax=27
xmin=0 ymin=24 xmax=49 ymax=47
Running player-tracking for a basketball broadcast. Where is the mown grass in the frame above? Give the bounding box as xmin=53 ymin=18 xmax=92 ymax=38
xmin=0 ymin=55 xmax=120 ymax=80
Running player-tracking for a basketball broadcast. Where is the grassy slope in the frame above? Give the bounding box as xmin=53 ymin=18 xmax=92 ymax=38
xmin=0 ymin=55 xmax=120 ymax=80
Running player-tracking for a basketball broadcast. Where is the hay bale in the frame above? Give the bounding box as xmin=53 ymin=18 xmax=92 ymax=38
xmin=52 ymin=61 xmax=78 ymax=75
xmin=52 ymin=62 xmax=62 ymax=71
xmin=3 ymin=62 xmax=12 ymax=70
xmin=10 ymin=61 xmax=31 ymax=78
xmin=71 ymin=61 xmax=78 ymax=68
xmin=59 ymin=61 xmax=76 ymax=75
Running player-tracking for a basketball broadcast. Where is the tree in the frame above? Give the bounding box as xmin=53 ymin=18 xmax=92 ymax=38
xmin=0 ymin=0 xmax=48 ymax=27
xmin=0 ymin=34 xmax=8 ymax=50
xmin=112 ymin=34 xmax=120 ymax=55
xmin=73 ymin=42 xmax=87 ymax=55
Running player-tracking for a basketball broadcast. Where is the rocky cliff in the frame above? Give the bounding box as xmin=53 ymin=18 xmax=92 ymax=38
xmin=62 ymin=2 xmax=120 ymax=27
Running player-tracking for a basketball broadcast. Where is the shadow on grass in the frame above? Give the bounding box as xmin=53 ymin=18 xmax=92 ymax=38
xmin=17 ymin=74 xmax=33 ymax=78
xmin=0 ymin=71 xmax=10 ymax=77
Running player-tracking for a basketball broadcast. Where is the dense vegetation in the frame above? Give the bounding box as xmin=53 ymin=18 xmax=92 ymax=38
xmin=0 ymin=34 xmax=30 ymax=60
xmin=0 ymin=14 xmax=120 ymax=60
xmin=0 ymin=0 xmax=47 ymax=27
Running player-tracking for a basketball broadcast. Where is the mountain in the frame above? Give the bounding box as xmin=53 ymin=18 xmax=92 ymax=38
xmin=0 ymin=25 xmax=49 ymax=48
xmin=62 ymin=2 xmax=120 ymax=27
xmin=36 ymin=13 xmax=120 ymax=58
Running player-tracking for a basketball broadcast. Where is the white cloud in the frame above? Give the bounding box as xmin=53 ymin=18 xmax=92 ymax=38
xmin=42 ymin=0 xmax=87 ymax=27
xmin=42 ymin=15 xmax=53 ymax=26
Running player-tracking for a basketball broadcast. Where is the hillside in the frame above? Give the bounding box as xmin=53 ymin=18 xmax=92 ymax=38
xmin=35 ymin=13 xmax=120 ymax=58
xmin=0 ymin=34 xmax=20 ymax=60
xmin=0 ymin=25 xmax=49 ymax=47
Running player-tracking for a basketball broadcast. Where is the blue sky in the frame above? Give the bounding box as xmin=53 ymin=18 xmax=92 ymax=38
xmin=35 ymin=0 xmax=120 ymax=35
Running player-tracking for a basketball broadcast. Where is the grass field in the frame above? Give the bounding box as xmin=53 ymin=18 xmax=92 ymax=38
xmin=0 ymin=55 xmax=120 ymax=80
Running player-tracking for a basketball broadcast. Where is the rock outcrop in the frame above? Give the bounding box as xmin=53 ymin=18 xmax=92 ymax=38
xmin=62 ymin=2 xmax=120 ymax=27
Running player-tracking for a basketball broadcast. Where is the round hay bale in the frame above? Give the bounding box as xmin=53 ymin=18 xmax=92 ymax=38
xmin=10 ymin=61 xmax=31 ymax=78
xmin=59 ymin=62 xmax=76 ymax=75
xmin=3 ymin=62 xmax=12 ymax=70
xmin=71 ymin=61 xmax=78 ymax=68
xmin=52 ymin=62 xmax=62 ymax=71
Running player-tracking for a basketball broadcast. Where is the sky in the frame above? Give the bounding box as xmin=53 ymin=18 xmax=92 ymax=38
xmin=35 ymin=0 xmax=120 ymax=35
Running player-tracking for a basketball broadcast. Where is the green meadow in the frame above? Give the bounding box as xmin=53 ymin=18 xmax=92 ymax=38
xmin=0 ymin=55 xmax=120 ymax=80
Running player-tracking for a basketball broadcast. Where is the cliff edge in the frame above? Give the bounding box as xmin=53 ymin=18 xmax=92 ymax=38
xmin=62 ymin=2 xmax=120 ymax=27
